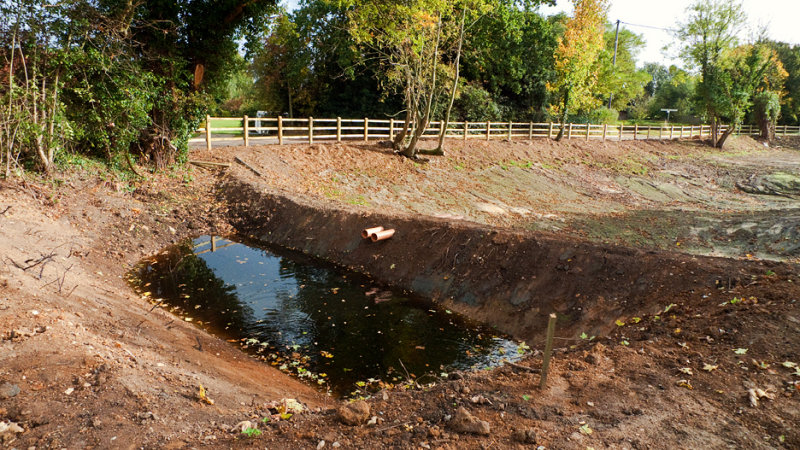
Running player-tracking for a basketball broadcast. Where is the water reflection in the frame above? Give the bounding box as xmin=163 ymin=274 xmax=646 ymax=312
xmin=130 ymin=236 xmax=524 ymax=395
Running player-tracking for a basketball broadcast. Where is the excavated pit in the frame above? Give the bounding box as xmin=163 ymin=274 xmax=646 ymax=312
xmin=219 ymin=175 xmax=789 ymax=343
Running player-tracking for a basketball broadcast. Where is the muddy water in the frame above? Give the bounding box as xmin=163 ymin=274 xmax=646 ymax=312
xmin=129 ymin=236 xmax=525 ymax=396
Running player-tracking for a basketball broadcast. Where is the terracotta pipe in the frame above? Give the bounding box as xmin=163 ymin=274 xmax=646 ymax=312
xmin=362 ymin=226 xmax=384 ymax=239
xmin=371 ymin=229 xmax=395 ymax=242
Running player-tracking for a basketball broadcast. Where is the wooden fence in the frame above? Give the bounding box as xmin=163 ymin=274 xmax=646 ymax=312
xmin=190 ymin=115 xmax=800 ymax=149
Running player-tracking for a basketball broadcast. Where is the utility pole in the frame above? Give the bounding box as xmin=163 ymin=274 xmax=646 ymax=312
xmin=607 ymin=19 xmax=620 ymax=109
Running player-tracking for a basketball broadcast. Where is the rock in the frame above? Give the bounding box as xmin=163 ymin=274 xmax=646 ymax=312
xmin=0 ymin=383 xmax=20 ymax=399
xmin=338 ymin=401 xmax=370 ymax=425
xmin=512 ymin=428 xmax=537 ymax=444
xmin=450 ymin=407 xmax=490 ymax=436
xmin=316 ymin=440 xmax=325 ymax=449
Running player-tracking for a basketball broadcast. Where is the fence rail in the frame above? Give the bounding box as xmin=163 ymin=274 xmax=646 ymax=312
xmin=190 ymin=115 xmax=800 ymax=149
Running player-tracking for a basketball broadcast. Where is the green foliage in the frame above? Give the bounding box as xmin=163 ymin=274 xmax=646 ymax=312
xmin=753 ymin=90 xmax=781 ymax=140
xmin=769 ymin=42 xmax=800 ymax=125
xmin=453 ymin=84 xmax=503 ymax=121
xmin=594 ymin=26 xmax=651 ymax=112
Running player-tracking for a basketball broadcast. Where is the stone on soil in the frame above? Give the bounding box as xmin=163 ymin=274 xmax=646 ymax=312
xmin=338 ymin=401 xmax=370 ymax=425
xmin=0 ymin=383 xmax=20 ymax=399
xmin=450 ymin=407 xmax=490 ymax=436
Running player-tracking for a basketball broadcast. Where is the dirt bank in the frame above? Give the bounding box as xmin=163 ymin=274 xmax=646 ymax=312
xmin=1 ymin=136 xmax=799 ymax=449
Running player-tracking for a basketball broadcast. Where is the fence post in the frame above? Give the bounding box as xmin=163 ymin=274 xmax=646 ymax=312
xmin=464 ymin=121 xmax=469 ymax=141
xmin=669 ymin=125 xmax=674 ymax=140
xmin=602 ymin=124 xmax=607 ymax=141
xmin=618 ymin=124 xmax=623 ymax=141
xmin=508 ymin=121 xmax=512 ymax=141
xmin=308 ymin=116 xmax=314 ymax=144
xmin=364 ymin=117 xmax=369 ymax=142
xmin=205 ymin=115 xmax=211 ymax=150
xmin=699 ymin=125 xmax=703 ymax=140
xmin=389 ymin=118 xmax=394 ymax=141
xmin=278 ymin=116 xmax=283 ymax=145
xmin=646 ymin=125 xmax=651 ymax=140
xmin=529 ymin=122 xmax=533 ymax=140
xmin=486 ymin=121 xmax=491 ymax=141
xmin=548 ymin=122 xmax=553 ymax=139
xmin=586 ymin=122 xmax=590 ymax=141
xmin=567 ymin=123 xmax=573 ymax=140
xmin=336 ymin=117 xmax=342 ymax=142
xmin=243 ymin=115 xmax=249 ymax=147
xmin=633 ymin=124 xmax=638 ymax=140
xmin=783 ymin=125 xmax=788 ymax=136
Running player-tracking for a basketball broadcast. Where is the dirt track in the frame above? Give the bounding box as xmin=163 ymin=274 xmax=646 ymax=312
xmin=1 ymin=136 xmax=799 ymax=448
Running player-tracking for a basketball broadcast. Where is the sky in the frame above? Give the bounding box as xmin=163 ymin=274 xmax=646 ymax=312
xmin=283 ymin=0 xmax=800 ymax=69
xmin=539 ymin=0 xmax=800 ymax=68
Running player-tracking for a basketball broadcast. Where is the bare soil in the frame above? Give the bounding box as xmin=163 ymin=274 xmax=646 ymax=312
xmin=1 ymin=135 xmax=799 ymax=449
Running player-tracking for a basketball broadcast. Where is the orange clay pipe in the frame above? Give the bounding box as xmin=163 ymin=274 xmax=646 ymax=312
xmin=371 ymin=229 xmax=395 ymax=242
xmin=362 ymin=226 xmax=384 ymax=239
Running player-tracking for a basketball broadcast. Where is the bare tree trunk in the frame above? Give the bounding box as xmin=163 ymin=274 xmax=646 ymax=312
xmin=710 ymin=116 xmax=719 ymax=147
xmin=716 ymin=123 xmax=735 ymax=148
xmin=554 ymin=88 xmax=570 ymax=141
xmin=432 ymin=6 xmax=467 ymax=155
xmin=402 ymin=14 xmax=442 ymax=158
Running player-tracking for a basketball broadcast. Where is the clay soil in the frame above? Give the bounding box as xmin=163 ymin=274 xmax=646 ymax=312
xmin=1 ymin=135 xmax=799 ymax=449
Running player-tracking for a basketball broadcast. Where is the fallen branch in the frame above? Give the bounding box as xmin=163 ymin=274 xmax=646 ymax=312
xmin=234 ymin=156 xmax=263 ymax=177
xmin=505 ymin=361 xmax=540 ymax=373
xmin=0 ymin=206 xmax=10 ymax=215
xmin=190 ymin=159 xmax=231 ymax=168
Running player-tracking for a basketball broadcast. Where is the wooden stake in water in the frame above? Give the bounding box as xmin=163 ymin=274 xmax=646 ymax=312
xmin=540 ymin=313 xmax=557 ymax=389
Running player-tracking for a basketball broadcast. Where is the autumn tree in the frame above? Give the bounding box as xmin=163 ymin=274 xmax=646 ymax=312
xmin=676 ymin=0 xmax=745 ymax=147
xmin=547 ymin=0 xmax=608 ymax=141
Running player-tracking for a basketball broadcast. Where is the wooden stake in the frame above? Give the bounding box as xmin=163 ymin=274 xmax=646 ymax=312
xmin=618 ymin=124 xmax=623 ymax=141
xmin=602 ymin=124 xmax=607 ymax=141
xmin=337 ymin=117 xmax=342 ymax=142
xmin=540 ymin=313 xmax=557 ymax=389
xmin=278 ymin=116 xmax=283 ymax=145
xmin=243 ymin=115 xmax=249 ymax=147
xmin=529 ymin=122 xmax=533 ymax=140
xmin=486 ymin=121 xmax=491 ymax=141
xmin=389 ymin=118 xmax=394 ymax=140
xmin=633 ymin=124 xmax=638 ymax=140
xmin=586 ymin=122 xmax=590 ymax=141
xmin=205 ymin=115 xmax=211 ymax=151
xmin=567 ymin=123 xmax=573 ymax=140
xmin=464 ymin=121 xmax=469 ymax=141
xmin=308 ymin=116 xmax=314 ymax=144
xmin=364 ymin=117 xmax=369 ymax=142
xmin=548 ymin=122 xmax=553 ymax=139
xmin=508 ymin=121 xmax=512 ymax=141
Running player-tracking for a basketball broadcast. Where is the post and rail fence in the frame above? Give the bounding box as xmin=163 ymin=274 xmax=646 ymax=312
xmin=191 ymin=115 xmax=800 ymax=149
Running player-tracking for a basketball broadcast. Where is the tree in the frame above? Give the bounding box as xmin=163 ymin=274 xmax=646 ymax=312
xmin=461 ymin=2 xmax=560 ymax=121
xmin=594 ymin=26 xmax=651 ymax=114
xmin=547 ymin=0 xmax=608 ymax=141
xmin=753 ymin=91 xmax=780 ymax=141
xmin=675 ymin=0 xmax=745 ymax=147
xmin=769 ymin=42 xmax=800 ymax=125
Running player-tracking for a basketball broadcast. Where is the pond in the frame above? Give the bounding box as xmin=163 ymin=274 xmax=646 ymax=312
xmin=128 ymin=235 xmax=526 ymax=396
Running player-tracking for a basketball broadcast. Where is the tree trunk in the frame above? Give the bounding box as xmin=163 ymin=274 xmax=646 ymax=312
xmin=401 ymin=14 xmax=442 ymax=159
xmin=554 ymin=89 xmax=570 ymax=141
xmin=433 ymin=6 xmax=467 ymax=155
xmin=715 ymin=123 xmax=735 ymax=148
xmin=710 ymin=116 xmax=718 ymax=147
